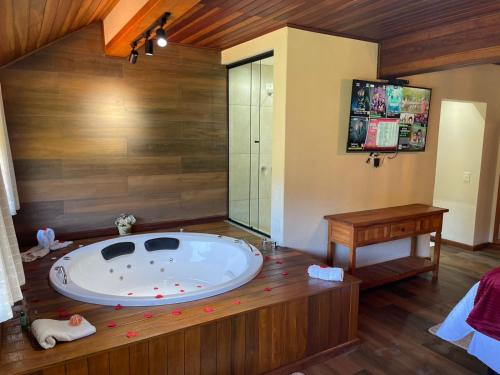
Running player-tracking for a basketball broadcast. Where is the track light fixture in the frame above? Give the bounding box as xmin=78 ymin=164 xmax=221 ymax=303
xmin=127 ymin=12 xmax=171 ymax=64
xmin=145 ymin=32 xmax=154 ymax=56
xmin=128 ymin=42 xmax=138 ymax=64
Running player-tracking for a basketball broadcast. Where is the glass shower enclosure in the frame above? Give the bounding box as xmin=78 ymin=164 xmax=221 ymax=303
xmin=228 ymin=52 xmax=273 ymax=236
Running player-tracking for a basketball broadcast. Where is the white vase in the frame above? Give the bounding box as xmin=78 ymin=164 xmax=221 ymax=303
xmin=117 ymin=224 xmax=132 ymax=236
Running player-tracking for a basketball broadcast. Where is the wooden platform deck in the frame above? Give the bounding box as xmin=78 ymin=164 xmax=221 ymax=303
xmin=0 ymin=222 xmax=360 ymax=375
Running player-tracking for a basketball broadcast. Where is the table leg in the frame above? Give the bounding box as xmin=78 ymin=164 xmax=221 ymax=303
xmin=432 ymin=232 xmax=442 ymax=281
xmin=410 ymin=236 xmax=417 ymax=257
xmin=327 ymin=223 xmax=333 ymax=266
xmin=348 ymin=246 xmax=357 ymax=274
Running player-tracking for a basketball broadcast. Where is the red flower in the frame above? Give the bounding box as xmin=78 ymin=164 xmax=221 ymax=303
xmin=320 ymin=265 xmax=328 ymax=269
xmin=179 ymin=289 xmax=185 ymax=293
xmin=114 ymin=304 xmax=123 ymax=310
xmin=196 ymin=285 xmax=203 ymax=288
xmin=203 ymin=307 xmax=215 ymax=313
xmin=155 ymin=294 xmax=163 ymax=299
xmin=275 ymin=260 xmax=283 ymax=264
xmin=171 ymin=309 xmax=182 ymax=316
xmin=264 ymin=256 xmax=271 ymax=261
xmin=107 ymin=321 xmax=117 ymax=328
xmin=127 ymin=292 xmax=134 ymax=296
xmin=126 ymin=331 xmax=138 ymax=338
xmin=281 ymin=271 xmax=289 ymax=276
xmin=153 ymin=287 xmax=159 ymax=290
xmin=144 ymin=313 xmax=153 ymax=319
xmin=233 ymin=300 xmax=241 ymax=305
xmin=264 ymin=287 xmax=272 ymax=292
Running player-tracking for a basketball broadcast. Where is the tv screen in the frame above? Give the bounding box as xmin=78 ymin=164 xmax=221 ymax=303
xmin=347 ymin=80 xmax=431 ymax=152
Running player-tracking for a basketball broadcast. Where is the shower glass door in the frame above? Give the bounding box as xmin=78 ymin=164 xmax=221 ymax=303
xmin=228 ymin=53 xmax=273 ymax=236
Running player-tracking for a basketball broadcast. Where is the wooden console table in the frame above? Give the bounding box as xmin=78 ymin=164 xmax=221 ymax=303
xmin=325 ymin=204 xmax=448 ymax=289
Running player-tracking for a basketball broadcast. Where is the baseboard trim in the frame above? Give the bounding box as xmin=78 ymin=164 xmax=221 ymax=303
xmin=18 ymin=215 xmax=228 ymax=246
xmin=265 ymin=339 xmax=361 ymax=375
xmin=431 ymin=236 xmax=491 ymax=252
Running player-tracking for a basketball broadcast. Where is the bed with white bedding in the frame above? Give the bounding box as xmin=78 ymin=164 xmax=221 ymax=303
xmin=436 ymin=282 xmax=500 ymax=373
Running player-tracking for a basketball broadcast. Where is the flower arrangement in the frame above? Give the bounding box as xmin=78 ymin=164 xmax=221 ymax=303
xmin=115 ymin=214 xmax=136 ymax=235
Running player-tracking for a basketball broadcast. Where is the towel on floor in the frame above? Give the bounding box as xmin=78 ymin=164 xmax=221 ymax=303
xmin=308 ymin=265 xmax=344 ymax=281
xmin=466 ymin=267 xmax=500 ymax=341
xmin=21 ymin=240 xmax=73 ymax=262
xmin=31 ymin=317 xmax=96 ymax=349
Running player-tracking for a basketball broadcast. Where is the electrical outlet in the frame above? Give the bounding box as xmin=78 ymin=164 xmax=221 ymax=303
xmin=463 ymin=171 xmax=471 ymax=183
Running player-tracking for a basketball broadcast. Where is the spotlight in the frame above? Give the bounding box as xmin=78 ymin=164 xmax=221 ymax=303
xmin=156 ymin=27 xmax=168 ymax=48
xmin=145 ymin=37 xmax=154 ymax=56
xmin=128 ymin=43 xmax=138 ymax=64
xmin=156 ymin=28 xmax=167 ymax=47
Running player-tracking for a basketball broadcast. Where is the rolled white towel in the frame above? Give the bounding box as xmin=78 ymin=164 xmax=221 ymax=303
xmin=308 ymin=265 xmax=344 ymax=281
xmin=31 ymin=317 xmax=96 ymax=349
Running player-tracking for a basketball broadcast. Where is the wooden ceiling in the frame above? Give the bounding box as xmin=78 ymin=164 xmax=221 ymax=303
xmin=165 ymin=0 xmax=500 ymax=49
xmin=0 ymin=0 xmax=119 ymax=67
xmin=0 ymin=0 xmax=499 ymax=75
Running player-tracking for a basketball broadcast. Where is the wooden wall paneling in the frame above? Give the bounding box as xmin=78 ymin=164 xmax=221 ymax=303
xmin=87 ymin=352 xmax=110 ymax=375
xmin=109 ymin=346 xmax=130 ymax=375
xmin=149 ymin=335 xmax=168 ymax=375
xmin=129 ymin=341 xmax=149 ymax=375
xmin=378 ymin=12 xmax=500 ymax=78
xmin=0 ymin=23 xmax=227 ymax=243
xmin=66 ymin=358 xmax=89 ymax=375
xmin=0 ymin=0 xmax=121 ymax=67
xmin=200 ymin=323 xmax=218 ymax=375
xmin=167 ymin=331 xmax=185 ymax=375
xmin=41 ymin=365 xmax=65 ymax=375
xmin=184 ymin=326 xmax=201 ymax=374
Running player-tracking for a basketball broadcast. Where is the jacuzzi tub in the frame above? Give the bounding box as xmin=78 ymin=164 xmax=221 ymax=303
xmin=49 ymin=232 xmax=263 ymax=306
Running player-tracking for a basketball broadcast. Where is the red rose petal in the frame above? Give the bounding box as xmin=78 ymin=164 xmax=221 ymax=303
xmin=196 ymin=285 xmax=203 ymax=288
xmin=254 ymin=253 xmax=261 ymax=256
xmin=203 ymin=307 xmax=215 ymax=313
xmin=264 ymin=287 xmax=272 ymax=292
xmin=107 ymin=321 xmax=117 ymax=328
xmin=276 ymin=260 xmax=283 ymax=264
xmin=58 ymin=310 xmax=70 ymax=319
xmin=264 ymin=256 xmax=271 ymax=261
xmin=233 ymin=300 xmax=241 ymax=305
xmin=174 ymin=283 xmax=180 ymax=286
xmin=144 ymin=313 xmax=153 ymax=319
xmin=179 ymin=289 xmax=185 ymax=293
xmin=114 ymin=304 xmax=123 ymax=310
xmin=171 ymin=309 xmax=182 ymax=316
xmin=153 ymin=287 xmax=159 ymax=290
xmin=281 ymin=271 xmax=289 ymax=276
xmin=320 ymin=265 xmax=328 ymax=269
xmin=127 ymin=292 xmax=134 ymax=296
xmin=126 ymin=331 xmax=138 ymax=338
xmin=155 ymin=294 xmax=164 ymax=299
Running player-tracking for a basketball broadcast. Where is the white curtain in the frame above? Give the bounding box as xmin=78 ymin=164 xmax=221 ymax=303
xmin=0 ymin=85 xmax=19 ymax=215
xmin=0 ymin=84 xmax=24 ymax=323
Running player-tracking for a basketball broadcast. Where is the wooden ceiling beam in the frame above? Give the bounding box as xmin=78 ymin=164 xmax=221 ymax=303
xmin=378 ymin=12 xmax=500 ymax=78
xmin=104 ymin=0 xmax=201 ymax=57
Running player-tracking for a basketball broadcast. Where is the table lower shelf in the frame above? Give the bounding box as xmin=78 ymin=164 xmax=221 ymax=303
xmin=352 ymin=256 xmax=435 ymax=289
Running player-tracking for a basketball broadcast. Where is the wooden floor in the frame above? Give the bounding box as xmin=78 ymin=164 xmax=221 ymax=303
xmin=302 ymin=244 xmax=500 ymax=375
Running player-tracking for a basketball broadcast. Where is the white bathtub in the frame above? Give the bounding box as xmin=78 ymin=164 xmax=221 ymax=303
xmin=49 ymin=232 xmax=263 ymax=306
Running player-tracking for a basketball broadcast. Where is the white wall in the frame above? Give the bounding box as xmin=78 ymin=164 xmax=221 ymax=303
xmin=433 ymin=101 xmax=487 ymax=246
xmin=281 ymin=28 xmax=433 ymax=265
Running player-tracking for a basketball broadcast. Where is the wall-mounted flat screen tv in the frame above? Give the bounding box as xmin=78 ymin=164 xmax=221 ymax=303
xmin=347 ymin=80 xmax=431 ymax=152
